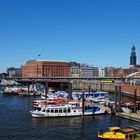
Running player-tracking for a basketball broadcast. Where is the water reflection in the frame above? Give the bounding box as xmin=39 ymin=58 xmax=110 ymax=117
xmin=32 ymin=116 xmax=87 ymax=126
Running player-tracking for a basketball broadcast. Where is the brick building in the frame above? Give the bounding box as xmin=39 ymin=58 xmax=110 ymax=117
xmin=117 ymin=68 xmax=138 ymax=77
xmin=22 ymin=60 xmax=70 ymax=77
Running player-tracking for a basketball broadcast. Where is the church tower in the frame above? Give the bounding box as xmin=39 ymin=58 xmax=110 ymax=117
xmin=130 ymin=44 xmax=136 ymax=66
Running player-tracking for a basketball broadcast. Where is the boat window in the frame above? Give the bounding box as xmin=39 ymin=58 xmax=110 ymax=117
xmin=125 ymin=135 xmax=128 ymax=138
xmin=68 ymin=108 xmax=71 ymax=113
xmin=50 ymin=109 xmax=54 ymax=113
xmin=55 ymin=109 xmax=58 ymax=113
xmin=46 ymin=109 xmax=49 ymax=113
xmin=64 ymin=109 xmax=67 ymax=113
xmin=74 ymin=110 xmax=76 ymax=112
xmin=59 ymin=109 xmax=62 ymax=113
xmin=114 ymin=129 xmax=120 ymax=132
xmin=42 ymin=109 xmax=45 ymax=112
xmin=129 ymin=134 xmax=133 ymax=139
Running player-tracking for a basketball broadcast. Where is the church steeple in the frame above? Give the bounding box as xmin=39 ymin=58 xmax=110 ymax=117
xmin=130 ymin=44 xmax=136 ymax=66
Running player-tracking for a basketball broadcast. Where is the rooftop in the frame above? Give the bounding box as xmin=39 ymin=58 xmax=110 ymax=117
xmin=36 ymin=59 xmax=67 ymax=62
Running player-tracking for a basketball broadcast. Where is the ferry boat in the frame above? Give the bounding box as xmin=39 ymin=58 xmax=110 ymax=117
xmin=98 ymin=126 xmax=140 ymax=140
xmin=30 ymin=103 xmax=105 ymax=118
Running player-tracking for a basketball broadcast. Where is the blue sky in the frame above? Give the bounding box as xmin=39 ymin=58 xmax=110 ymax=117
xmin=0 ymin=0 xmax=140 ymax=72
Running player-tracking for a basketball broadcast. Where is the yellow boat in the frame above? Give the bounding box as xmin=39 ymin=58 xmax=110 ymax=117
xmin=98 ymin=126 xmax=140 ymax=140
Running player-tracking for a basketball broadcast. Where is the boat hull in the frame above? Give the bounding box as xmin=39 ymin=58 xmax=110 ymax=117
xmin=30 ymin=110 xmax=105 ymax=118
xmin=3 ymin=92 xmax=18 ymax=96
xmin=98 ymin=138 xmax=130 ymax=140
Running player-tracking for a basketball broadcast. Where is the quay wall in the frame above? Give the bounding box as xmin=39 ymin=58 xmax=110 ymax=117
xmin=72 ymin=80 xmax=115 ymax=92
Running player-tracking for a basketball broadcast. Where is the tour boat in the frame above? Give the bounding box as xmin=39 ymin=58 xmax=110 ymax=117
xmin=98 ymin=126 xmax=140 ymax=140
xmin=30 ymin=103 xmax=105 ymax=118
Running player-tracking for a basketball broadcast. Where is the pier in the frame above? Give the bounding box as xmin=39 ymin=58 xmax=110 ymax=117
xmin=116 ymin=112 xmax=140 ymax=122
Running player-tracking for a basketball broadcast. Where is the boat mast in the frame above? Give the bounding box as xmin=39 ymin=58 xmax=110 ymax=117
xmin=82 ymin=81 xmax=85 ymax=119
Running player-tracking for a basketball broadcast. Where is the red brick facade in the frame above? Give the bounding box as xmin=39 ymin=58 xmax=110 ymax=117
xmin=121 ymin=84 xmax=140 ymax=96
xmin=22 ymin=60 xmax=70 ymax=77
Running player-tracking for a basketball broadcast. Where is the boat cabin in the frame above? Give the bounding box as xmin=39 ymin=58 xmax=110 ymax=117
xmin=98 ymin=127 xmax=140 ymax=140
xmin=109 ymin=127 xmax=121 ymax=132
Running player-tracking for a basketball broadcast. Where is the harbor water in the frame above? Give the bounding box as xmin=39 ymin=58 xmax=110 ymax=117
xmin=0 ymin=94 xmax=139 ymax=140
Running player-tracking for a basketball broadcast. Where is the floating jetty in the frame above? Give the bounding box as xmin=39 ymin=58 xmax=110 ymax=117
xmin=116 ymin=112 xmax=140 ymax=122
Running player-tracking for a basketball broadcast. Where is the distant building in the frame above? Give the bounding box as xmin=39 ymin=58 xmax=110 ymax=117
xmin=117 ymin=68 xmax=138 ymax=77
xmin=80 ymin=64 xmax=98 ymax=78
xmin=104 ymin=67 xmax=115 ymax=77
xmin=110 ymin=68 xmax=120 ymax=77
xmin=22 ymin=60 xmax=70 ymax=77
xmin=131 ymin=65 xmax=140 ymax=70
xmin=93 ymin=67 xmax=99 ymax=77
xmin=0 ymin=73 xmax=8 ymax=79
xmin=130 ymin=44 xmax=136 ymax=66
xmin=69 ymin=62 xmax=80 ymax=78
xmin=7 ymin=67 xmax=21 ymax=78
xmin=99 ymin=69 xmax=105 ymax=77
xmin=104 ymin=67 xmax=138 ymax=78
xmin=129 ymin=44 xmax=140 ymax=70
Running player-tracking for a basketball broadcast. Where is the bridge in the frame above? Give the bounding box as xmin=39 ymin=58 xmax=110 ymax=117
xmin=4 ymin=76 xmax=138 ymax=83
xmin=1 ymin=74 xmax=140 ymax=98
xmin=126 ymin=71 xmax=140 ymax=78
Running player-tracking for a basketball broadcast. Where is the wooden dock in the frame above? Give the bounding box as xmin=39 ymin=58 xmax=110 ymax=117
xmin=116 ymin=112 xmax=140 ymax=122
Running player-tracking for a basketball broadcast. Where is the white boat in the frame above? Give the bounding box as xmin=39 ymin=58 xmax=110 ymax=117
xmin=72 ymin=91 xmax=109 ymax=103
xmin=30 ymin=103 xmax=105 ymax=118
xmin=121 ymin=107 xmax=132 ymax=113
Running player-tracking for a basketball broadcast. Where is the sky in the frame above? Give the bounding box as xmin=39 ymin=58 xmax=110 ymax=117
xmin=0 ymin=0 xmax=140 ymax=72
